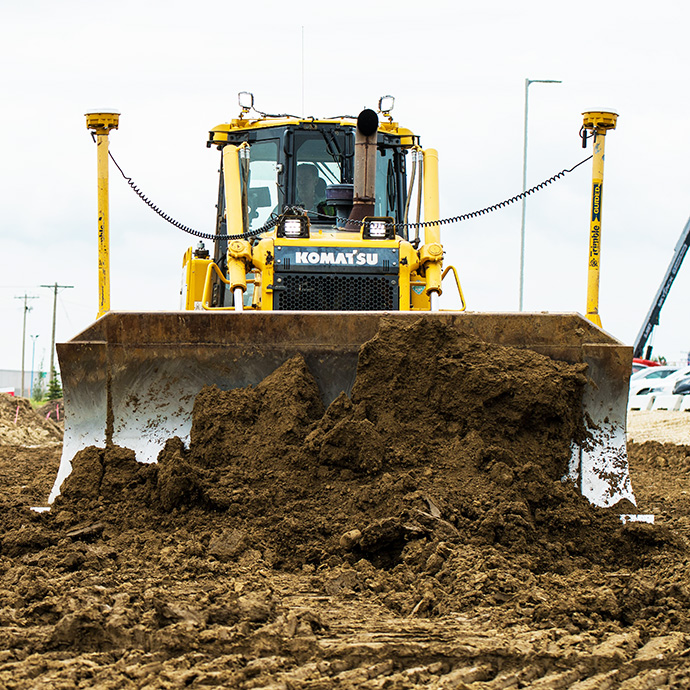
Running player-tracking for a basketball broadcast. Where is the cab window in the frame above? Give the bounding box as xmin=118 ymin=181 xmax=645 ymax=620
xmin=292 ymin=130 xmax=351 ymax=222
xmin=375 ymin=148 xmax=398 ymax=218
xmin=246 ymin=139 xmax=280 ymax=234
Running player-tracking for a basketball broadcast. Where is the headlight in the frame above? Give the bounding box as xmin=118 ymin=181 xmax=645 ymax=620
xmin=362 ymin=216 xmax=395 ymax=240
xmin=369 ymin=221 xmax=387 ymax=238
xmin=238 ymin=91 xmax=254 ymax=112
xmin=378 ymin=95 xmax=395 ymax=115
xmin=277 ymin=214 xmax=310 ymax=239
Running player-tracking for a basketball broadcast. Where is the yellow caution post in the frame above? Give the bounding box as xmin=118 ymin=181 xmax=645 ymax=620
xmin=422 ymin=148 xmax=443 ymax=309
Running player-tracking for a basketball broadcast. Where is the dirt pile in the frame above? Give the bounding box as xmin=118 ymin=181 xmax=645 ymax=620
xmin=36 ymin=398 xmax=64 ymax=429
xmin=55 ymin=320 xmax=675 ymax=576
xmin=627 ymin=440 xmax=690 ymax=543
xmin=0 ymin=393 xmax=63 ymax=446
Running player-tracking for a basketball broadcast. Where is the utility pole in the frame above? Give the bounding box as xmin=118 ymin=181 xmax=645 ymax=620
xmin=519 ymin=78 xmax=562 ymax=311
xmin=41 ymin=282 xmax=74 ymax=380
xmin=15 ymin=294 xmax=39 ymax=397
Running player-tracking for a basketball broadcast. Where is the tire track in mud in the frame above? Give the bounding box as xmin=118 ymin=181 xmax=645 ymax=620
xmin=1 ymin=577 xmax=687 ymax=689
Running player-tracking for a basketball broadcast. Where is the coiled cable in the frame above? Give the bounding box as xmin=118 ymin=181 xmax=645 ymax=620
xmin=330 ymin=154 xmax=594 ymax=230
xmin=107 ymin=148 xmax=279 ymax=240
xmin=104 ymin=138 xmax=592 ymax=241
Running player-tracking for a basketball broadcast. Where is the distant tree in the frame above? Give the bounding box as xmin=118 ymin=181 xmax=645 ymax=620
xmin=47 ymin=368 xmax=62 ymax=401
xmin=32 ymin=371 xmax=47 ymax=402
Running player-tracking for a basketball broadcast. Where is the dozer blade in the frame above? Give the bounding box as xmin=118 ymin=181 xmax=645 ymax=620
xmin=50 ymin=311 xmax=635 ymax=508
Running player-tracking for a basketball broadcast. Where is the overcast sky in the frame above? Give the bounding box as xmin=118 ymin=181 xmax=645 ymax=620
xmin=2 ymin=0 xmax=690 ymax=380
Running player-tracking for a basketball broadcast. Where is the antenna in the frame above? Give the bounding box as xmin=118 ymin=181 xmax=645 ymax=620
xmin=301 ymin=26 xmax=305 ymax=117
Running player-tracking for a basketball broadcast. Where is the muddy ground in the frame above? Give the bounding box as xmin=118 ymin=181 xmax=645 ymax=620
xmin=1 ymin=320 xmax=689 ymax=689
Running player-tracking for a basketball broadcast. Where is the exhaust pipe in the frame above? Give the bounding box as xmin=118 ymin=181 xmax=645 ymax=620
xmin=346 ymin=109 xmax=379 ymax=229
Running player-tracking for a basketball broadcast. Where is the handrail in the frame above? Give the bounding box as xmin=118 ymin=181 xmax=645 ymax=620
xmin=441 ymin=265 xmax=466 ymax=311
xmin=201 ymin=262 xmax=235 ymax=311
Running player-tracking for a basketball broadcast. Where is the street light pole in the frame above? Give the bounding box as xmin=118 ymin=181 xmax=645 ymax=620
xmin=29 ymin=335 xmax=39 ymax=399
xmin=519 ymin=78 xmax=562 ymax=311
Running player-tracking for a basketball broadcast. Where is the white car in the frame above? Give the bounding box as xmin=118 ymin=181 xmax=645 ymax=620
xmin=628 ymin=364 xmax=690 ymax=411
xmin=644 ymin=365 xmax=690 ymax=396
xmin=629 ymin=365 xmax=679 ymax=396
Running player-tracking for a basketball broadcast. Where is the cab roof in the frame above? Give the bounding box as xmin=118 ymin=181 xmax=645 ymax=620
xmin=208 ymin=116 xmax=417 ymax=148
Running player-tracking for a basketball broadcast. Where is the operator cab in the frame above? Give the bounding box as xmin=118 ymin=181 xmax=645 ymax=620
xmin=203 ymin=95 xmax=423 ymax=310
xmin=208 ymin=116 xmax=414 ymax=258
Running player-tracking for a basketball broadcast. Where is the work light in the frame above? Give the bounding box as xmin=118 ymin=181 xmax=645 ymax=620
xmin=369 ymin=221 xmax=387 ymax=238
xmin=277 ymin=214 xmax=310 ymax=239
xmin=378 ymin=95 xmax=395 ymax=116
xmin=362 ymin=217 xmax=395 ymax=240
xmin=238 ymin=92 xmax=254 ymax=113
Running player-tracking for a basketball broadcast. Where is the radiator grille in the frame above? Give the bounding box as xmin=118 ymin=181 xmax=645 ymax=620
xmin=274 ymin=274 xmax=398 ymax=311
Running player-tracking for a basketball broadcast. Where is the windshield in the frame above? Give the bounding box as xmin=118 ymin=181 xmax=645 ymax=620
xmin=292 ymin=130 xmax=351 ymax=222
xmin=246 ymin=139 xmax=281 ymax=234
xmin=241 ymin=127 xmax=407 ymax=231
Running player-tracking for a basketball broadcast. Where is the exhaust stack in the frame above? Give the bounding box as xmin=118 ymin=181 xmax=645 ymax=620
xmin=346 ymin=109 xmax=379 ymax=228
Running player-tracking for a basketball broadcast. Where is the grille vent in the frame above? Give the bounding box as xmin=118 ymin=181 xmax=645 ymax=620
xmin=274 ymin=274 xmax=398 ymax=311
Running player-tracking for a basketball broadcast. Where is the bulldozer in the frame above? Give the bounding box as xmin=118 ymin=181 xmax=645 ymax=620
xmin=49 ymin=95 xmax=636 ymax=510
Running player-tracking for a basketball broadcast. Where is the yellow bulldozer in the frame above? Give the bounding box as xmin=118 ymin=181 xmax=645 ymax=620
xmin=49 ymin=95 xmax=636 ymax=510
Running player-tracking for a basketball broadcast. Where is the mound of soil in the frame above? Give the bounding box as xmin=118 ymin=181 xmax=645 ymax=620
xmin=36 ymin=398 xmax=64 ymax=429
xmin=55 ymin=320 xmax=674 ymax=575
xmin=627 ymin=440 xmax=690 ymax=543
xmin=0 ymin=394 xmax=63 ymax=446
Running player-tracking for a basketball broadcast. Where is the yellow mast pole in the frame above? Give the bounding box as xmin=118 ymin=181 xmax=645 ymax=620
xmin=582 ymin=109 xmax=618 ymax=328
xmin=85 ymin=110 xmax=120 ymax=318
xmin=421 ymin=148 xmax=443 ymax=310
